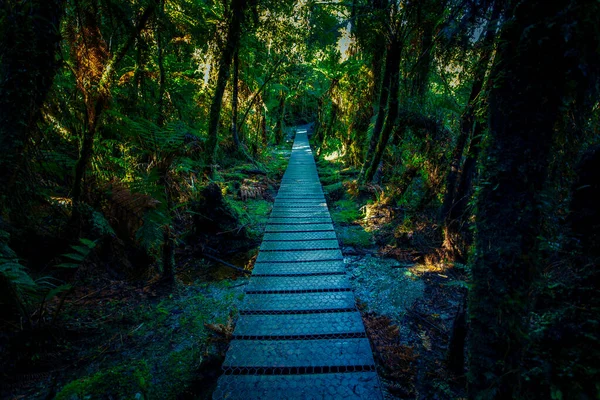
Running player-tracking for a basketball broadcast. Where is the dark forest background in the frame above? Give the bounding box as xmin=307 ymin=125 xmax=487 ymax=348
xmin=1 ymin=0 xmax=599 ymax=398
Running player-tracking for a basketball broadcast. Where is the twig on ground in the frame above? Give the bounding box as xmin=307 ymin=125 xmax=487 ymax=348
xmin=203 ymin=253 xmax=251 ymax=275
xmin=408 ymin=309 xmax=447 ymax=334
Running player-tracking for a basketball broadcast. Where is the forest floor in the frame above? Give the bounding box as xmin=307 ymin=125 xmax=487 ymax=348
xmin=1 ymin=127 xmax=467 ymax=399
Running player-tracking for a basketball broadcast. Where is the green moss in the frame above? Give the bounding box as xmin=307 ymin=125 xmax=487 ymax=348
xmin=153 ymin=347 xmax=202 ymax=399
xmin=246 ymin=199 xmax=271 ymax=217
xmin=56 ymin=360 xmax=151 ymax=400
xmin=338 ymin=226 xmax=374 ymax=248
xmin=331 ymin=199 xmax=362 ymax=224
xmin=316 ymin=159 xmax=341 ymax=186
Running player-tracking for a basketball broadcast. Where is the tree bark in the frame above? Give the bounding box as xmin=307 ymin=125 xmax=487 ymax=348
xmin=409 ymin=0 xmax=439 ymax=99
xmin=156 ymin=3 xmax=167 ymax=127
xmin=0 ymin=0 xmax=64 ymax=216
xmin=72 ymin=2 xmax=157 ymax=206
xmin=274 ymin=91 xmax=286 ymax=145
xmin=363 ymin=36 xmax=402 ymax=183
xmin=231 ymin=48 xmax=241 ymax=150
xmin=206 ymin=0 xmax=247 ymax=174
xmin=467 ymin=1 xmax=597 ymax=397
xmin=259 ymin=98 xmax=268 ymax=146
xmin=359 ymin=41 xmax=395 ymax=181
xmin=441 ymin=0 xmax=501 ymax=258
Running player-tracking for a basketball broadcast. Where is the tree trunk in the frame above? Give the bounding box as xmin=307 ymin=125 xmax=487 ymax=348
xmin=156 ymin=4 xmax=167 ymax=127
xmin=274 ymin=92 xmax=286 ymax=145
xmin=448 ymin=292 xmax=467 ymax=376
xmin=316 ymin=102 xmax=338 ymax=156
xmin=312 ymin=97 xmax=324 ymax=144
xmin=369 ymin=14 xmax=387 ymax=108
xmin=363 ymin=37 xmax=402 ymax=183
xmin=441 ymin=0 xmax=501 ymax=258
xmin=206 ymin=0 xmax=247 ymax=173
xmin=0 ymin=0 xmax=64 ymax=216
xmin=359 ymin=41 xmax=395 ymax=181
xmin=155 ymin=0 xmax=174 ymax=282
xmin=467 ymin=1 xmax=595 ymax=397
xmin=72 ymin=3 xmax=157 ymax=206
xmin=410 ymin=2 xmax=434 ymax=98
xmin=231 ymin=48 xmax=241 ymax=150
xmin=260 ymin=100 xmax=268 ymax=146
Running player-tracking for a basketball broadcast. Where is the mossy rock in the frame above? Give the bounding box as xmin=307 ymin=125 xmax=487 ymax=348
xmin=56 ymin=360 xmax=151 ymax=400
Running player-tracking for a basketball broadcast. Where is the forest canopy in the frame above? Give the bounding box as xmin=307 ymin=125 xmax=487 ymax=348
xmin=1 ymin=0 xmax=599 ymax=398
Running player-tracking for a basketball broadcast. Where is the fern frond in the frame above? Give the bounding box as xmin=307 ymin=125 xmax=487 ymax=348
xmin=56 ymin=238 xmax=97 ymax=268
xmin=0 ymin=262 xmax=37 ymax=291
xmin=136 ymin=209 xmax=168 ymax=254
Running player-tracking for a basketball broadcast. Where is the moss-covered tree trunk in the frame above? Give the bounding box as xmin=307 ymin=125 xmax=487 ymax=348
xmin=467 ymin=0 xmax=598 ymax=397
xmin=441 ymin=0 xmax=501 ymax=258
xmin=359 ymin=41 xmax=394 ymax=181
xmin=156 ymin=2 xmax=167 ymax=127
xmin=409 ymin=0 xmax=440 ymax=99
xmin=206 ymin=0 xmax=247 ymax=173
xmin=363 ymin=36 xmax=402 ymax=183
xmin=274 ymin=92 xmax=286 ymax=145
xmin=231 ymin=48 xmax=241 ymax=150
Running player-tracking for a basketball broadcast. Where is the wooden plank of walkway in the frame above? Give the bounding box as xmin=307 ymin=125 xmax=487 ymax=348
xmin=213 ymin=130 xmax=383 ymax=399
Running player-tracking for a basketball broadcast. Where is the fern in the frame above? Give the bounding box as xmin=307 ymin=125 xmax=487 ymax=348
xmin=91 ymin=210 xmax=116 ymax=237
xmin=0 ymin=229 xmax=38 ymax=324
xmin=1 ymin=232 xmax=92 ymax=327
xmin=56 ymin=238 xmax=97 ymax=268
xmin=106 ymin=110 xmax=187 ymax=156
xmin=136 ymin=209 xmax=168 ymax=255
xmin=0 ymin=261 xmax=37 ymax=295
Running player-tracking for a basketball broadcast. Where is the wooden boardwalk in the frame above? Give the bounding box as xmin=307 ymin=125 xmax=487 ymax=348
xmin=213 ymin=131 xmax=383 ymax=399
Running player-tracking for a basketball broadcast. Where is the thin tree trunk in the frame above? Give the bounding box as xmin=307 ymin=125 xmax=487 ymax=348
xmin=206 ymin=0 xmax=247 ymax=174
xmin=363 ymin=37 xmax=402 ymax=183
xmin=72 ymin=3 xmax=157 ymax=206
xmin=366 ymin=0 xmax=388 ymax=109
xmin=410 ymin=6 xmax=433 ymax=98
xmin=440 ymin=0 xmax=501 ymax=227
xmin=259 ymin=98 xmax=267 ymax=146
xmin=316 ymin=102 xmax=338 ymax=155
xmin=274 ymin=92 xmax=285 ymax=145
xmin=155 ymin=0 xmax=174 ymax=282
xmin=359 ymin=42 xmax=395 ymax=181
xmin=237 ymin=56 xmax=284 ymax=130
xmin=156 ymin=7 xmax=167 ymax=127
xmin=231 ymin=49 xmax=241 ymax=150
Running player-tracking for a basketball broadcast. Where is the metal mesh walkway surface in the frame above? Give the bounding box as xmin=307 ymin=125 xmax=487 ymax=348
xmin=213 ymin=131 xmax=383 ymax=399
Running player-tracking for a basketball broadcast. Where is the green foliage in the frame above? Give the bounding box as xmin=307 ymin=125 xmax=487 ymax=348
xmin=0 ymin=230 xmax=38 ymax=316
xmin=56 ymin=238 xmax=97 ymax=268
xmin=331 ymin=199 xmax=362 ymax=224
xmin=55 ymin=360 xmax=151 ymax=400
xmin=91 ymin=210 xmax=116 ymax=237
xmin=137 ymin=209 xmax=169 ymax=256
xmin=0 ymin=229 xmax=72 ymax=327
xmin=338 ymin=226 xmax=373 ymax=248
